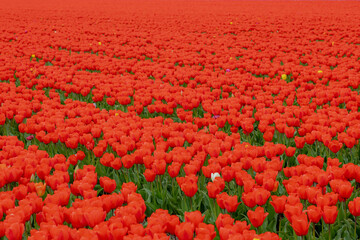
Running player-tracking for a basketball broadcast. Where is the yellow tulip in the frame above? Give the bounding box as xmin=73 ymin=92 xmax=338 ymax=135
xmin=98 ymin=42 xmax=101 ymax=45
xmin=34 ymin=182 xmax=46 ymax=197
xmin=318 ymin=70 xmax=323 ymax=74
xmin=281 ymin=74 xmax=287 ymax=80
xmin=230 ymin=22 xmax=233 ymax=25
xmin=31 ymin=54 xmax=35 ymax=58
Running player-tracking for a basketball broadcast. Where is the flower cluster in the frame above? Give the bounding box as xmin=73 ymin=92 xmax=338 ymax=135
xmin=1 ymin=0 xmax=360 ymax=239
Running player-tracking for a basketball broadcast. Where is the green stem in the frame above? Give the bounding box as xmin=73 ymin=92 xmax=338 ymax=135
xmin=213 ymin=198 xmax=219 ymax=217
xmin=238 ymin=186 xmax=243 ymax=197
xmin=190 ymin=196 xmax=193 ymax=211
xmin=293 ymin=226 xmax=296 ymax=239
xmin=313 ymin=223 xmax=315 ymax=239
xmin=121 ymin=168 xmax=128 ymax=182
xmin=150 ymin=182 xmax=153 ymax=197
xmin=157 ymin=175 xmax=161 ymax=193
xmin=279 ymin=214 xmax=282 ymax=235
xmin=135 ymin=164 xmax=140 ymax=186
xmin=329 ymin=224 xmax=331 ymax=240
xmin=171 ymin=177 xmax=175 ymax=196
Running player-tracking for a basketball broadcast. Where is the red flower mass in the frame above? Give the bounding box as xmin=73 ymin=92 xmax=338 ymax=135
xmin=0 ymin=0 xmax=359 ymax=239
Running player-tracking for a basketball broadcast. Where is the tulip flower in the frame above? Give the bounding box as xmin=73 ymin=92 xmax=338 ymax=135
xmin=270 ymin=195 xmax=287 ymax=214
xmin=144 ymin=169 xmax=156 ymax=182
xmin=185 ymin=211 xmax=204 ymax=228
xmin=306 ymin=205 xmax=322 ymax=223
xmin=242 ymin=192 xmax=256 ymax=208
xmin=323 ymin=206 xmax=338 ymax=225
xmin=247 ymin=207 xmax=268 ymax=229
xmin=349 ymin=198 xmax=360 ymax=238
xmin=181 ymin=181 xmax=198 ymax=198
xmin=349 ymin=198 xmax=360 ymax=217
xmin=26 ymin=135 xmax=34 ymax=140
xmin=291 ymin=213 xmax=310 ymax=236
xmin=215 ymin=213 xmax=234 ymax=230
xmin=34 ymin=182 xmax=46 ymax=197
xmin=323 ymin=205 xmax=338 ymax=240
xmin=175 ymin=222 xmax=194 ymax=240
xmin=224 ymin=195 xmax=241 ymax=213
xmin=5 ymin=222 xmax=24 ymax=240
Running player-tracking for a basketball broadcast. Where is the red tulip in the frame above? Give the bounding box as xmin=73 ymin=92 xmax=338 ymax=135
xmin=185 ymin=211 xmax=204 ymax=227
xmin=242 ymin=192 xmax=256 ymax=208
xmin=285 ymin=147 xmax=296 ymax=157
xmin=215 ymin=214 xmax=234 ymax=230
xmin=99 ymin=177 xmax=116 ymax=193
xmin=322 ymin=206 xmax=338 ymax=224
xmin=168 ymin=162 xmax=181 ymax=178
xmin=270 ymin=195 xmax=287 ymax=214
xmin=338 ymin=182 xmax=354 ymax=200
xmin=284 ymin=203 xmax=303 ymax=223
xmin=195 ymin=223 xmax=216 ymax=240
xmin=5 ymin=222 xmax=24 ymax=240
xmin=306 ymin=205 xmax=322 ymax=223
xmin=206 ymin=181 xmax=222 ymax=199
xmin=291 ymin=213 xmax=310 ymax=236
xmin=224 ymin=195 xmax=241 ymax=213
xmin=349 ymin=197 xmax=360 ymax=217
xmin=247 ymin=207 xmax=268 ymax=228
xmin=144 ymin=169 xmax=156 ymax=182
xmin=254 ymin=188 xmax=270 ymax=206
xmin=175 ymin=222 xmax=194 ymax=240
xmin=180 ymin=178 xmax=198 ymax=198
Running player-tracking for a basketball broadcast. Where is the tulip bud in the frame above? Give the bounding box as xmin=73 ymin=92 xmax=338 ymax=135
xmin=74 ymin=165 xmax=80 ymax=175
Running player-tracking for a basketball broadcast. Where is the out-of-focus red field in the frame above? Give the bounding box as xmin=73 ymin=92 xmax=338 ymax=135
xmin=1 ymin=0 xmax=360 ymax=239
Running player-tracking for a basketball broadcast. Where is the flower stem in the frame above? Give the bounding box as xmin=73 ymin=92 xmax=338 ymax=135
xmin=313 ymin=223 xmax=315 ymax=239
xmin=190 ymin=196 xmax=193 ymax=211
xmin=278 ymin=214 xmax=282 ymax=235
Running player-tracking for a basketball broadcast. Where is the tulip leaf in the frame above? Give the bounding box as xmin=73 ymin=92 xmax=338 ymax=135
xmin=139 ymin=188 xmax=152 ymax=203
xmin=344 ymin=230 xmax=351 ymax=239
xmin=113 ymin=172 xmax=121 ymax=189
xmin=146 ymin=202 xmax=158 ymax=213
xmin=266 ymin=217 xmax=277 ymax=233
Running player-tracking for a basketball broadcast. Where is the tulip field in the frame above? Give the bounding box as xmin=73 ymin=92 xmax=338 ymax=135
xmin=1 ymin=0 xmax=360 ymax=239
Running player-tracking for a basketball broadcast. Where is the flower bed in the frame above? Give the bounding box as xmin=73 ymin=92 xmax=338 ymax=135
xmin=1 ymin=0 xmax=360 ymax=239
